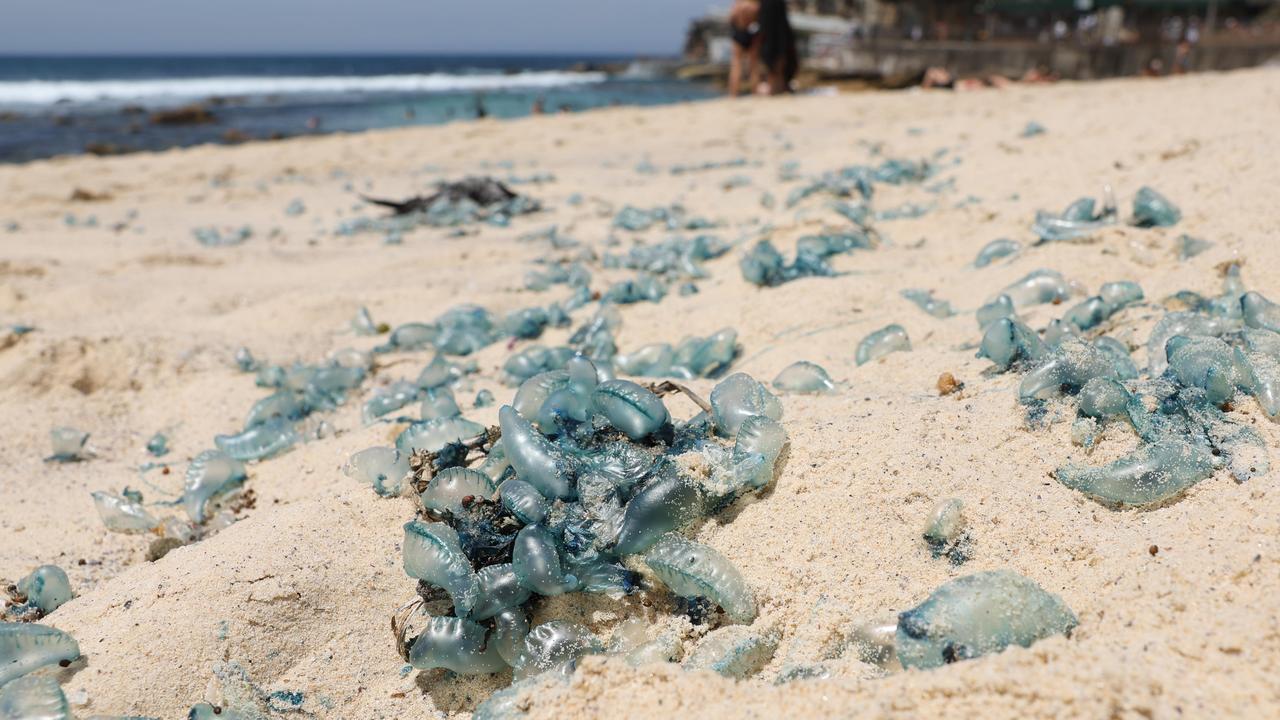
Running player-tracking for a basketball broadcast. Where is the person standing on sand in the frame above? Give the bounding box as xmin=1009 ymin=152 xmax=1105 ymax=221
xmin=727 ymin=0 xmax=761 ymax=97
xmin=757 ymin=0 xmax=798 ymax=95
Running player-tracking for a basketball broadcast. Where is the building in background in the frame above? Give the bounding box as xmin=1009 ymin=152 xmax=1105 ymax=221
xmin=683 ymin=0 xmax=1280 ymax=82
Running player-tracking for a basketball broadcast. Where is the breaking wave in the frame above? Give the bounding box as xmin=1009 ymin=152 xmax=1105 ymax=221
xmin=0 ymin=70 xmax=609 ymax=105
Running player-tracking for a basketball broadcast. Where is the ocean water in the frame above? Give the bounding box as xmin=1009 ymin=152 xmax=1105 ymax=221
xmin=0 ymin=55 xmax=717 ymax=163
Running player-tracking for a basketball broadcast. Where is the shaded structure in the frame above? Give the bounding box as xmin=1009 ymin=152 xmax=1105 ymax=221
xmin=683 ymin=0 xmax=1280 ymax=82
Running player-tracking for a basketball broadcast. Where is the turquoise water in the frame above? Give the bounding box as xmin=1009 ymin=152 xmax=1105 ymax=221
xmin=0 ymin=55 xmax=717 ymax=163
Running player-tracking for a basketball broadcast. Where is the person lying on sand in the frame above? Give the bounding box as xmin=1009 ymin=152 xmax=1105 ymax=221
xmin=919 ymin=66 xmax=1014 ymax=91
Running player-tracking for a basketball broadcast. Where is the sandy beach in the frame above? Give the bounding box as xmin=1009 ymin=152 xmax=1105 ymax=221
xmin=2 ymin=66 xmax=1279 ymax=718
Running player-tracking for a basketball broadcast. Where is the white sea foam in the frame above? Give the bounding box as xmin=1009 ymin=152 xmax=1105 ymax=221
xmin=0 ymin=71 xmax=608 ymax=105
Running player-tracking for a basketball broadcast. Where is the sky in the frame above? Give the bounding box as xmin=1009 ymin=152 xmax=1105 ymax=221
xmin=0 ymin=1 xmax=713 ymax=56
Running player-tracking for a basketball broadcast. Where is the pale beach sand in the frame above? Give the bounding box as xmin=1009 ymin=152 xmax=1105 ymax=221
xmin=1 ymin=67 xmax=1278 ymax=718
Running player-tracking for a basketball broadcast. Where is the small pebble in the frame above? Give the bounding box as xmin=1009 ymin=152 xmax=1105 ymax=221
xmin=937 ymin=372 xmax=962 ymax=396
xmin=147 ymin=537 xmax=186 ymax=562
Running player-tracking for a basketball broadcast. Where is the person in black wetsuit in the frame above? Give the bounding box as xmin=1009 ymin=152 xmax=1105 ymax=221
xmin=727 ymin=0 xmax=760 ymax=97
xmin=757 ymin=0 xmax=798 ymax=94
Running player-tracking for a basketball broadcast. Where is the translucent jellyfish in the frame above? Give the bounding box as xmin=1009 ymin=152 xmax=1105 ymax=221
xmin=15 ymin=566 xmax=72 ymax=615
xmin=0 ymin=623 xmax=81 ymax=686
xmin=492 ymin=607 xmax=531 ymax=667
xmin=1059 ymin=297 xmax=1104 ymax=332
xmin=566 ymin=355 xmax=600 ymax=398
xmin=1131 ymin=186 xmax=1181 ymax=228
xmin=1000 ymin=269 xmax=1071 ymax=308
xmin=512 ymin=525 xmax=578 ymax=596
xmin=683 ymin=625 xmax=777 ymax=678
xmin=1093 ymin=336 xmax=1139 ymax=380
xmin=1055 ymin=438 xmax=1215 ymax=507
xmin=1242 ymin=292 xmax=1280 ymax=334
xmin=1030 ymin=190 xmax=1116 ymax=242
xmin=1018 ymin=338 xmax=1120 ymax=401
xmin=855 ymin=324 xmax=910 ymax=366
xmin=645 ymin=533 xmax=756 ymax=623
xmin=395 ymin=416 xmax=486 ymax=456
xmin=420 ymin=467 xmax=496 ymax=514
xmin=330 ymin=347 xmax=374 ymax=371
xmin=1165 ymin=336 xmax=1241 ymax=405
xmin=591 ymin=380 xmax=670 ymax=440
xmin=1076 ymin=377 xmax=1136 ymax=422
xmin=214 ymin=418 xmax=299 ymax=461
xmin=254 ymin=365 xmax=285 ymax=388
xmin=351 ymin=306 xmax=379 ymax=336
xmin=402 ymin=520 xmax=479 ymax=616
xmin=1020 ymin=121 xmax=1046 ymax=137
xmin=971 ymin=299 xmax=1012 ymax=335
xmin=243 ymin=389 xmax=305 ymax=427
xmin=361 ymin=382 xmax=419 ymax=423
xmin=612 ymin=473 xmax=705 ymax=556
xmin=1203 ymin=418 xmax=1269 ymax=483
xmin=305 ymin=365 xmax=366 ymax=402
xmin=499 ymin=406 xmax=575 ymax=500
xmin=91 ymin=491 xmax=160 ymax=534
xmin=896 ymin=570 xmax=1077 ymax=669
xmin=569 ymin=560 xmax=636 ymax=595
xmin=532 ymin=374 xmax=590 ymax=432
xmin=847 ymin=619 xmax=900 ymax=669
xmin=512 ymin=621 xmax=601 ymax=681
xmin=922 ymin=498 xmax=966 ymax=560
xmin=234 ymin=346 xmax=258 ymax=372
xmin=477 ymin=440 xmax=512 ymax=484
xmin=772 ymin=361 xmax=836 ymax=394
xmin=1146 ymin=311 xmax=1236 ymax=376
xmin=1041 ymin=319 xmax=1081 ymax=349
xmin=703 ymin=416 xmax=788 ymax=503
xmin=190 ymin=702 xmax=249 ymax=720
xmin=1100 ymin=281 xmax=1144 ymax=310
xmin=146 ymin=432 xmax=169 ymax=457
xmin=470 ymin=564 xmax=532 ymax=621
xmin=614 ymin=345 xmax=676 ymax=378
xmin=502 ymin=307 xmax=552 ymax=340
xmin=0 ymin=675 xmax=71 ymax=720
xmin=710 ymin=373 xmax=783 ymax=438
xmin=433 ymin=305 xmax=499 ymax=356
xmin=976 ymin=318 xmax=1045 ymax=372
xmin=739 ymin=240 xmax=839 ymax=287
xmin=512 ymin=370 xmax=571 ymax=431
xmin=1176 ymin=234 xmax=1212 ymax=260
xmin=568 ymin=306 xmax=621 ymax=361
xmin=499 ymin=479 xmax=550 ymax=526
xmin=900 ymin=289 xmax=954 ymax=319
xmin=973 ymin=238 xmax=1020 ymax=268
xmin=1061 ymin=281 xmax=1143 ymax=332
xmin=608 ymin=619 xmax=683 ymax=667
xmin=377 ymin=322 xmax=438 ymax=353
xmin=471 ymin=678 xmax=549 ymax=720
xmin=1236 ymin=331 xmax=1280 ymax=418
xmin=183 ymin=450 xmax=248 ymax=522
xmin=670 ymin=328 xmax=739 ymax=378
xmin=344 ymin=447 xmax=411 ymax=497
xmin=46 ymin=427 xmax=89 ymax=463
xmin=416 ymin=353 xmax=460 ymax=390
xmin=408 ymin=616 xmax=507 ymax=674
xmin=600 ymin=276 xmax=668 ymax=306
